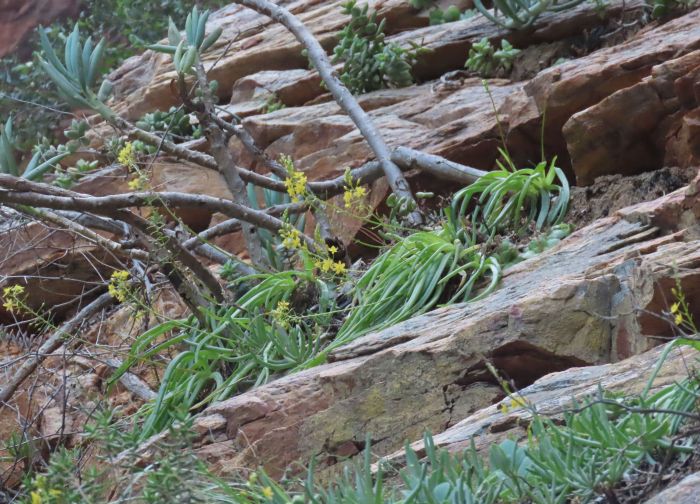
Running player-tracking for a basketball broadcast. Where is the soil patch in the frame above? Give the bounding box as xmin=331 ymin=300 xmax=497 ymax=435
xmin=567 ymin=166 xmax=696 ymax=229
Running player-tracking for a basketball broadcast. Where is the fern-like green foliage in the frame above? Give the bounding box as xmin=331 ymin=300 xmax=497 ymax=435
xmin=465 ymin=38 xmax=520 ymax=77
xmin=474 ymin=0 xmax=586 ymax=29
xmin=332 ymin=1 xmax=423 ymax=94
xmin=0 ymin=116 xmax=69 ymax=180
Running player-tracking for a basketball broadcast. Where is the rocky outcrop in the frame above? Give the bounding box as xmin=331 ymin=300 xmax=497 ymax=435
xmin=186 ymin=174 xmax=700 ymax=479
xmin=0 ymin=0 xmax=79 ymax=57
xmin=389 ymin=342 xmax=700 ymax=464
xmin=645 ymin=472 xmax=700 ymax=504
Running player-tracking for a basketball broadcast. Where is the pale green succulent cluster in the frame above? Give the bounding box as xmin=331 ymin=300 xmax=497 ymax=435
xmin=0 ymin=117 xmax=69 ymax=180
xmin=37 ymin=25 xmax=113 ymax=116
xmin=332 ymin=1 xmax=422 ymax=94
xmin=149 ymin=7 xmax=223 ymax=76
xmin=473 ymin=0 xmax=587 ymax=29
xmin=465 ymin=37 xmax=521 ymax=77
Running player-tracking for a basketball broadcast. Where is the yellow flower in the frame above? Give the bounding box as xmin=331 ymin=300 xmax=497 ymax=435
xmin=117 ymin=142 xmax=136 ymax=168
xmin=671 ymin=303 xmax=679 ymax=314
xmin=280 ymin=155 xmax=307 ymax=203
xmin=127 ymin=175 xmax=148 ymax=191
xmin=343 ymin=185 xmax=368 ymax=209
xmin=30 ymin=491 xmax=42 ymax=504
xmin=332 ymin=261 xmax=346 ymax=275
xmin=2 ymin=285 xmax=26 ymax=314
xmin=108 ymin=270 xmax=130 ymax=302
xmin=280 ymin=226 xmax=302 ymax=250
xmin=283 ymin=171 xmax=307 ymax=203
xmin=499 ymin=395 xmax=528 ymax=414
xmin=675 ymin=313 xmax=684 ymax=326
xmin=271 ymin=300 xmax=291 ymax=329
xmin=262 ymin=486 xmax=274 ymax=499
xmin=327 ymin=245 xmax=338 ymax=255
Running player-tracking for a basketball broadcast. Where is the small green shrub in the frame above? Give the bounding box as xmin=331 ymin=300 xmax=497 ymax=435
xmin=429 ymin=6 xmax=478 ymax=24
xmin=135 ymin=106 xmax=202 ymax=141
xmin=648 ymin=0 xmax=697 ymax=18
xmin=465 ymin=38 xmax=520 ymax=77
xmin=473 ymin=0 xmax=587 ymax=29
xmin=332 ymin=1 xmax=424 ymax=94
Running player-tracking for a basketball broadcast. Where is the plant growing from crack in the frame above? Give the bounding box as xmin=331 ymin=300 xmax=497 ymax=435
xmin=332 ymin=1 xmax=425 ymax=94
xmin=465 ymin=38 xmax=520 ymax=77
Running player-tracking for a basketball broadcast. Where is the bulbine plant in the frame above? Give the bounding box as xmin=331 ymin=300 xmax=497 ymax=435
xmin=334 ymin=227 xmax=501 ymax=348
xmin=473 ymin=0 xmax=587 ymax=29
xmin=451 ymin=151 xmax=570 ymax=238
xmin=112 ymin=267 xmax=337 ymax=439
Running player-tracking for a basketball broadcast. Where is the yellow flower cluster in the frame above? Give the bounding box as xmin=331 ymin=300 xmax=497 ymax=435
xmin=117 ymin=142 xmax=136 ymax=168
xmin=2 ymin=284 xmax=26 ymax=314
xmin=314 ymin=257 xmax=347 ymax=276
xmin=280 ymin=226 xmax=302 ymax=250
xmin=270 ymin=300 xmax=291 ymax=329
xmin=499 ymin=394 xmax=528 ymax=415
xmin=343 ymin=185 xmax=367 ymax=209
xmin=107 ymin=270 xmax=130 ymax=302
xmin=29 ymin=475 xmax=62 ymax=503
xmin=281 ymin=154 xmax=307 ymax=203
xmin=127 ymin=174 xmax=149 ymax=191
xmin=671 ymin=302 xmax=683 ymax=326
xmin=284 ymin=171 xmax=307 ymax=203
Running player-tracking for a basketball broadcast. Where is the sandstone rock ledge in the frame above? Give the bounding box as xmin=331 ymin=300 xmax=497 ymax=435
xmin=187 ymin=173 xmax=700 ymax=479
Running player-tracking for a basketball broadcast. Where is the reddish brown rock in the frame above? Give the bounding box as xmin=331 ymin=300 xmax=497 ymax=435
xmin=0 ymin=0 xmax=79 ymax=58
xmin=564 ymin=50 xmax=700 ymax=185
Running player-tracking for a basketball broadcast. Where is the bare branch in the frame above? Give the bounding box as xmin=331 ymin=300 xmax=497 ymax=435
xmin=227 ymin=0 xmax=420 ymax=220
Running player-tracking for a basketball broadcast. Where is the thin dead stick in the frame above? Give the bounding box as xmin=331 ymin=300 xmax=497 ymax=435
xmin=229 ymin=0 xmax=420 ymax=221
xmin=0 ymin=292 xmax=114 ymax=406
xmin=103 ymin=358 xmax=157 ymax=402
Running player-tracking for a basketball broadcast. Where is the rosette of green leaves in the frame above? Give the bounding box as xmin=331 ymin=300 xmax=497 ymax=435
xmin=451 ymin=152 xmax=570 ymax=238
xmin=149 ymin=7 xmax=223 ymax=76
xmin=37 ymin=24 xmax=114 ymax=118
xmin=465 ymin=38 xmax=520 ymax=77
xmin=0 ymin=116 xmax=69 ymax=180
xmin=333 ymin=228 xmax=501 ymax=348
xmin=474 ymin=0 xmax=586 ymax=29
